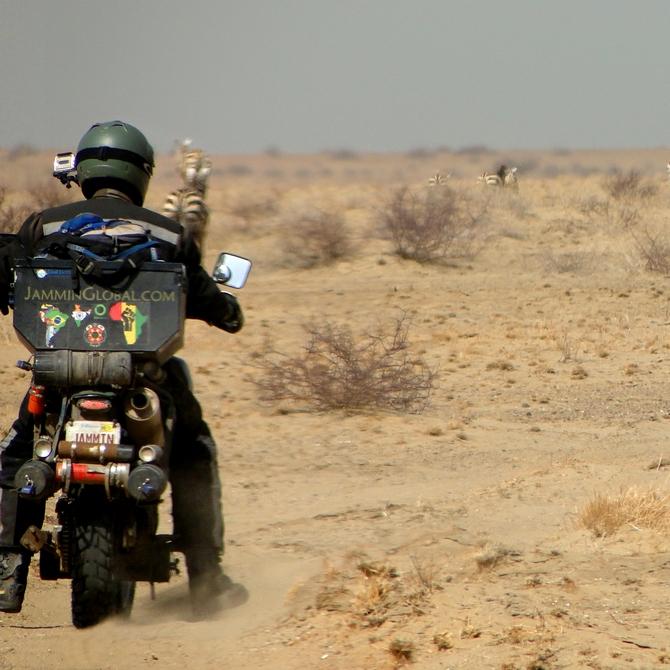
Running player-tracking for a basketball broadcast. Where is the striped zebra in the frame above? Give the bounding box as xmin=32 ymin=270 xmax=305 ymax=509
xmin=178 ymin=139 xmax=212 ymax=195
xmin=161 ymin=140 xmax=212 ymax=249
xmin=428 ymin=171 xmax=451 ymax=186
xmin=162 ymin=188 xmax=210 ymax=250
xmin=478 ymin=165 xmax=518 ymax=188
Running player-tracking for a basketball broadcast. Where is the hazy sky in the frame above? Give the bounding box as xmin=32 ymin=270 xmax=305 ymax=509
xmin=1 ymin=1 xmax=669 ymax=154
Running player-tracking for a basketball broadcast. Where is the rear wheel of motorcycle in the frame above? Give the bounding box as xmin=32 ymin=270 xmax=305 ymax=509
xmin=71 ymin=516 xmax=135 ymax=628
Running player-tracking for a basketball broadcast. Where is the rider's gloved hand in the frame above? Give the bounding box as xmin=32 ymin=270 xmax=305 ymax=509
xmin=209 ymin=291 xmax=244 ymax=333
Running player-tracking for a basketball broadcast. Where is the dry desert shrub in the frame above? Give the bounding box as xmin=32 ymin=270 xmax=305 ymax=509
xmin=483 ymin=187 xmax=532 ymax=219
xmin=631 ymin=227 xmax=670 ymax=274
xmin=474 ymin=544 xmax=514 ymax=571
xmin=542 ymin=250 xmax=594 ymax=275
xmin=576 ymin=194 xmax=642 ymax=230
xmin=409 ymin=554 xmax=440 ymax=593
xmin=432 ymin=631 xmax=453 ymax=650
xmin=378 ymin=185 xmax=488 ymax=263
xmin=27 ymin=179 xmax=76 ymax=210
xmin=314 ymin=553 xmax=434 ymax=630
xmin=228 ymin=189 xmax=280 ymax=222
xmin=603 ymin=169 xmax=657 ymax=202
xmin=252 ymin=314 xmax=436 ymax=413
xmin=577 ymin=487 xmax=670 ymax=537
xmin=0 ymin=185 xmax=31 ymax=233
xmin=281 ymin=207 xmax=352 ymax=268
xmin=1 ymin=180 xmax=77 ymax=233
xmin=388 ymin=638 xmax=415 ymax=664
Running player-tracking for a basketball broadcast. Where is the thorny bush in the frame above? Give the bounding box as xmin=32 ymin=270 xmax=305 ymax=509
xmin=632 ymin=227 xmax=670 ymax=274
xmin=0 ymin=182 xmax=74 ymax=233
xmin=603 ymin=169 xmax=657 ymax=201
xmin=379 ymin=186 xmax=487 ymax=263
xmin=0 ymin=186 xmax=31 ymax=233
xmin=28 ymin=180 xmax=76 ymax=210
xmin=282 ymin=207 xmax=352 ymax=268
xmin=253 ymin=314 xmax=436 ymax=413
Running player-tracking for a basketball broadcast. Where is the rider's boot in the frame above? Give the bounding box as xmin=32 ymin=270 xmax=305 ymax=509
xmin=185 ymin=547 xmax=248 ymax=617
xmin=0 ymin=550 xmax=30 ymax=613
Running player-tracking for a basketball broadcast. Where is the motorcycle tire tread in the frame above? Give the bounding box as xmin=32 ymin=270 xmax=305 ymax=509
xmin=71 ymin=518 xmax=132 ymax=628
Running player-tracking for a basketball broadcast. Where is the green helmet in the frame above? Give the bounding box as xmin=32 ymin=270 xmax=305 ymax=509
xmin=75 ymin=121 xmax=154 ymax=205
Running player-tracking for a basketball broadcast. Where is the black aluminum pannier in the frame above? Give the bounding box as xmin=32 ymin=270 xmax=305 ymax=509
xmin=13 ymin=258 xmax=186 ymax=364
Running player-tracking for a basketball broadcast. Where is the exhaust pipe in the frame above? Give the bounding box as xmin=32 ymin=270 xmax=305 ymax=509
xmin=127 ymin=464 xmax=167 ymax=502
xmin=14 ymin=461 xmax=55 ymax=499
xmin=124 ymin=388 xmax=165 ymax=447
xmin=55 ymin=460 xmax=130 ymax=494
xmin=57 ymin=441 xmax=135 ymax=463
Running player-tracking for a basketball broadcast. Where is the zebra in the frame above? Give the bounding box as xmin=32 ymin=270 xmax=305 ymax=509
xmin=162 ymin=140 xmax=212 ymax=249
xmin=478 ymin=165 xmax=518 ymax=188
xmin=162 ymin=187 xmax=210 ymax=250
xmin=177 ymin=139 xmax=212 ymax=195
xmin=428 ymin=171 xmax=451 ymax=186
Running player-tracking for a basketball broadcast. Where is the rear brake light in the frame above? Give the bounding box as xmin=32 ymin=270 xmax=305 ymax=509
xmin=78 ymin=398 xmax=112 ymax=411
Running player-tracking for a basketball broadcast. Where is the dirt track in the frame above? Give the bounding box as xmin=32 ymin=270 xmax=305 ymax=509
xmin=2 ymin=150 xmax=670 ymax=669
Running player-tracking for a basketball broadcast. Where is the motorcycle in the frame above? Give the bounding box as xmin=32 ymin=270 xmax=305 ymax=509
xmin=9 ymin=251 xmax=250 ymax=628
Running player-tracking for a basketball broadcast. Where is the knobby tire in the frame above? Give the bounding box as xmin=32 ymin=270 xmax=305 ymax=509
xmin=71 ymin=508 xmax=135 ymax=629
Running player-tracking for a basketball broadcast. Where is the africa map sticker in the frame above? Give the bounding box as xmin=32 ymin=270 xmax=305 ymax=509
xmin=71 ymin=304 xmax=91 ymax=327
xmin=109 ymin=302 xmax=147 ymax=345
xmin=39 ymin=304 xmax=68 ymax=347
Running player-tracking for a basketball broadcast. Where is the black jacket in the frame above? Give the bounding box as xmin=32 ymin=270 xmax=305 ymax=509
xmin=0 ymin=196 xmax=242 ymax=331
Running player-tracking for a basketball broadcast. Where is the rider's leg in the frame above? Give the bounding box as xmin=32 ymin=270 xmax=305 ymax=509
xmin=162 ymin=358 xmax=246 ymax=614
xmin=0 ymin=395 xmax=44 ymax=613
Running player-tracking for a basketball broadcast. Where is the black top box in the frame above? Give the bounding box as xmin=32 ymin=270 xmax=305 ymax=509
xmin=13 ymin=259 xmax=186 ymax=364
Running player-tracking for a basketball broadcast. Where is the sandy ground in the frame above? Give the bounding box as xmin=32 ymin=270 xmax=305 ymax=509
xmin=2 ymin=150 xmax=670 ymax=669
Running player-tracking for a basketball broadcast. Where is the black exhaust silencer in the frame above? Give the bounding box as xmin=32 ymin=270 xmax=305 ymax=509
xmin=126 ymin=464 xmax=167 ymax=502
xmin=15 ymin=461 xmax=55 ymax=499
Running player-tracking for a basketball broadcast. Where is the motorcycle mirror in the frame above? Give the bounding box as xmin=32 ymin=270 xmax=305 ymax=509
xmin=212 ymin=253 xmax=252 ymax=289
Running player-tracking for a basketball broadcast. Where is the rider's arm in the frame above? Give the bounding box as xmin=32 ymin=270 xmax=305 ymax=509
xmin=185 ymin=265 xmax=244 ymax=333
xmin=0 ymin=238 xmax=14 ymax=315
xmin=0 ymin=212 xmax=40 ymax=315
xmin=179 ymin=233 xmax=244 ymax=333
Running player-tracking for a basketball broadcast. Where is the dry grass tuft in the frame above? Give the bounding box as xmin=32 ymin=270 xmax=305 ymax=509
xmin=388 ymin=638 xmax=415 ymax=664
xmin=571 ymin=365 xmax=588 ymax=380
xmin=460 ymin=617 xmax=482 ymax=639
xmin=577 ymin=487 xmax=670 ymax=537
xmin=252 ymin=314 xmax=436 ymax=413
xmin=432 ymin=631 xmax=453 ymax=650
xmin=474 ymin=544 xmax=512 ymax=571
xmin=486 ymin=360 xmax=515 ymax=371
xmin=312 ymin=552 xmax=435 ymax=629
xmin=409 ymin=554 xmax=440 ymax=593
xmin=357 ymin=560 xmax=398 ymax=580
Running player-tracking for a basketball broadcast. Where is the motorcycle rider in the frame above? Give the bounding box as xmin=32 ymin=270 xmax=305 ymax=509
xmin=0 ymin=120 xmax=247 ymax=616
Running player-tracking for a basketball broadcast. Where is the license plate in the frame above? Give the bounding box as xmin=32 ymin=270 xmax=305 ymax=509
xmin=65 ymin=420 xmax=121 ymax=445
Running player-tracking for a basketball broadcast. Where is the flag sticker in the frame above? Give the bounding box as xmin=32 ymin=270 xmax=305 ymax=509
xmin=109 ymin=302 xmax=148 ymax=345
